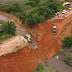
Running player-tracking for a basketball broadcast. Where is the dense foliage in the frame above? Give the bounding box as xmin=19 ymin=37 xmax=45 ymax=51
xmin=64 ymin=56 xmax=72 ymax=67
xmin=62 ymin=36 xmax=72 ymax=49
xmin=0 ymin=21 xmax=16 ymax=42
xmin=60 ymin=36 xmax=72 ymax=67
xmin=32 ymin=63 xmax=56 ymax=72
xmin=0 ymin=0 xmax=63 ymax=27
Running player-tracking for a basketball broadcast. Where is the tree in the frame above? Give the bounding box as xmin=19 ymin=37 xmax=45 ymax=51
xmin=62 ymin=36 xmax=72 ymax=48
xmin=4 ymin=2 xmax=21 ymax=13
xmin=1 ymin=21 xmax=16 ymax=35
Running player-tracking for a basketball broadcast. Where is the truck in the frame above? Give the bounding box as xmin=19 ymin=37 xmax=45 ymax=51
xmin=53 ymin=26 xmax=56 ymax=34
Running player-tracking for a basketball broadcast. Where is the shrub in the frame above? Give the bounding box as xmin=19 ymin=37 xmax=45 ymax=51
xmin=32 ymin=63 xmax=56 ymax=72
xmin=1 ymin=21 xmax=16 ymax=35
xmin=0 ymin=21 xmax=16 ymax=42
xmin=60 ymin=49 xmax=67 ymax=56
xmin=4 ymin=2 xmax=22 ymax=13
xmin=24 ymin=35 xmax=28 ymax=39
xmin=16 ymin=12 xmax=26 ymax=20
xmin=62 ymin=36 xmax=72 ymax=49
xmin=0 ymin=0 xmax=63 ymax=27
xmin=25 ymin=12 xmax=45 ymax=27
xmin=64 ymin=56 xmax=72 ymax=67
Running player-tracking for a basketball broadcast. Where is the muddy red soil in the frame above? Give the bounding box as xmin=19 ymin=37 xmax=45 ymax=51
xmin=0 ymin=11 xmax=72 ymax=72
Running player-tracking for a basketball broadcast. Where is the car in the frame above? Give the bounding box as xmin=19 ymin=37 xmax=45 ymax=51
xmin=62 ymin=10 xmax=67 ymax=14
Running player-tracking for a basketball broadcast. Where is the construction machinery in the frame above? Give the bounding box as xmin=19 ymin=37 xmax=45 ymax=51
xmin=53 ymin=26 xmax=56 ymax=34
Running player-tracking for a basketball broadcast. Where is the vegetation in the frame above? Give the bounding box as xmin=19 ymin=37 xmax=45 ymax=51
xmin=60 ymin=36 xmax=72 ymax=67
xmin=0 ymin=0 xmax=64 ymax=27
xmin=12 ymin=44 xmax=25 ymax=53
xmin=66 ymin=0 xmax=72 ymax=2
xmin=24 ymin=35 xmax=28 ymax=39
xmin=62 ymin=36 xmax=72 ymax=49
xmin=64 ymin=56 xmax=72 ymax=67
xmin=0 ymin=21 xmax=16 ymax=42
xmin=32 ymin=63 xmax=56 ymax=72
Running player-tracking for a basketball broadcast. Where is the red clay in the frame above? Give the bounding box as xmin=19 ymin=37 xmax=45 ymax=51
xmin=0 ymin=10 xmax=72 ymax=72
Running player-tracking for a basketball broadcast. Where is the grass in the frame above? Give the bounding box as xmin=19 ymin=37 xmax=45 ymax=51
xmin=32 ymin=63 xmax=56 ymax=72
xmin=12 ymin=44 xmax=27 ymax=53
xmin=60 ymin=48 xmax=72 ymax=67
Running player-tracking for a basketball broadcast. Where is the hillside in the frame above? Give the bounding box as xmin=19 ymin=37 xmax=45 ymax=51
xmin=0 ymin=10 xmax=72 ymax=72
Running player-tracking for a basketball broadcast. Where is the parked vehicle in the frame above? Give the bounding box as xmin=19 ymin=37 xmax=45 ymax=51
xmin=53 ymin=26 xmax=56 ymax=34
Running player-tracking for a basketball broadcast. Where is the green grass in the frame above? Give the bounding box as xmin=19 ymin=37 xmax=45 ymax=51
xmin=32 ymin=63 xmax=56 ymax=72
xmin=12 ymin=44 xmax=25 ymax=53
xmin=0 ymin=33 xmax=13 ymax=42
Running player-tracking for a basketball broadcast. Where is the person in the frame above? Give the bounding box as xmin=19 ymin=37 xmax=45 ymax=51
xmin=52 ymin=23 xmax=54 ymax=25
xmin=23 ymin=39 xmax=25 ymax=43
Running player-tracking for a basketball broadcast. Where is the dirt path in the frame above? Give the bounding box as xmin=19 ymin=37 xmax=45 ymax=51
xmin=0 ymin=12 xmax=38 ymax=49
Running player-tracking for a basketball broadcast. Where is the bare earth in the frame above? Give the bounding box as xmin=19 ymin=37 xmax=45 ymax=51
xmin=0 ymin=9 xmax=72 ymax=72
xmin=0 ymin=35 xmax=28 ymax=56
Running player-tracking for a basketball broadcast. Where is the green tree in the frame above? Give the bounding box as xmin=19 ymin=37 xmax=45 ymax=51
xmin=62 ymin=36 xmax=72 ymax=48
xmin=1 ymin=21 xmax=16 ymax=35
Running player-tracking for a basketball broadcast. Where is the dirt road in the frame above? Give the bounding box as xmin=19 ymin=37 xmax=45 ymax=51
xmin=0 ymin=10 xmax=72 ymax=72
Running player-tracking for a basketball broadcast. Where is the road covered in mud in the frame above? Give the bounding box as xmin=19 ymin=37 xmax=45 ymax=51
xmin=0 ymin=10 xmax=72 ymax=72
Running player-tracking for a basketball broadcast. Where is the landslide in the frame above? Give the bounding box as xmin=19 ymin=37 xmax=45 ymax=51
xmin=0 ymin=13 xmax=72 ymax=72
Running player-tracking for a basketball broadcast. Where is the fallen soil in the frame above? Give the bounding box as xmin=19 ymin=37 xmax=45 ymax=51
xmin=0 ymin=35 xmax=28 ymax=56
xmin=0 ymin=10 xmax=72 ymax=72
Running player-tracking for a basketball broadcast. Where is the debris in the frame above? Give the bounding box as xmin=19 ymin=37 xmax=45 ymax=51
xmin=26 ymin=34 xmax=31 ymax=42
xmin=35 ymin=45 xmax=39 ymax=50
xmin=20 ymin=28 xmax=25 ymax=32
xmin=56 ymin=55 xmax=59 ymax=59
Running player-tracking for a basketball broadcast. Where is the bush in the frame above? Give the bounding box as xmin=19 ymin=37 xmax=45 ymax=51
xmin=24 ymin=35 xmax=28 ymax=39
xmin=0 ymin=33 xmax=12 ymax=42
xmin=26 ymin=12 xmax=45 ymax=27
xmin=1 ymin=21 xmax=16 ymax=35
xmin=16 ymin=12 xmax=26 ymax=20
xmin=0 ymin=0 xmax=63 ymax=27
xmin=0 ymin=21 xmax=16 ymax=42
xmin=62 ymin=36 xmax=72 ymax=49
xmin=60 ymin=49 xmax=67 ymax=56
xmin=4 ymin=2 xmax=22 ymax=13
xmin=32 ymin=63 xmax=56 ymax=72
xmin=64 ymin=56 xmax=72 ymax=67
